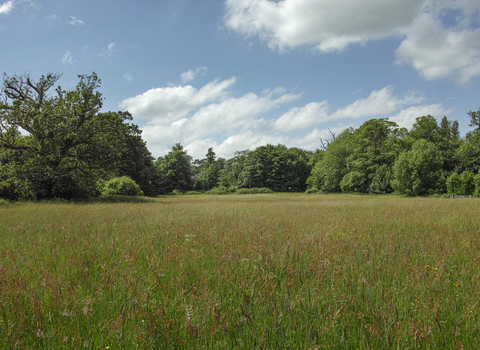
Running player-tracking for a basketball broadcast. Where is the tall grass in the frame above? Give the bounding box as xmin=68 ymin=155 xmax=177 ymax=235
xmin=0 ymin=194 xmax=479 ymax=349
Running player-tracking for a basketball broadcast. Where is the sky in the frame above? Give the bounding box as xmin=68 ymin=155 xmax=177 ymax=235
xmin=1 ymin=0 xmax=480 ymax=160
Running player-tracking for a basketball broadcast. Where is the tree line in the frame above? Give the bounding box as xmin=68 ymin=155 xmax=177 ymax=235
xmin=1 ymin=72 xmax=479 ymax=200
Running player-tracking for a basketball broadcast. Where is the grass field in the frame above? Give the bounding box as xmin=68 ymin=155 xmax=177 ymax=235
xmin=0 ymin=194 xmax=479 ymax=349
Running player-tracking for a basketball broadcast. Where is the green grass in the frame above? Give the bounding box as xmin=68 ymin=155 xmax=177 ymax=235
xmin=0 ymin=194 xmax=479 ymax=349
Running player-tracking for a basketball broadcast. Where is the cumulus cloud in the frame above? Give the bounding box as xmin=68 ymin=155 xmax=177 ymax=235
xmin=121 ymin=76 xmax=447 ymax=159
xmin=272 ymin=102 xmax=330 ymax=131
xmin=68 ymin=15 xmax=84 ymax=26
xmin=269 ymin=86 xmax=423 ymax=132
xmin=224 ymin=0 xmax=480 ymax=83
xmin=395 ymin=12 xmax=480 ymax=84
xmin=224 ymin=0 xmax=424 ymax=52
xmin=180 ymin=66 xmax=207 ymax=83
xmin=120 ymin=77 xmax=237 ymax=123
xmin=389 ymin=104 xmax=452 ymax=128
xmin=331 ymin=87 xmax=424 ymax=119
xmin=0 ymin=0 xmax=14 ymax=14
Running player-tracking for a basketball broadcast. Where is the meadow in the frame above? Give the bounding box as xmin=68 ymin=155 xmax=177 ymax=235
xmin=0 ymin=194 xmax=479 ymax=349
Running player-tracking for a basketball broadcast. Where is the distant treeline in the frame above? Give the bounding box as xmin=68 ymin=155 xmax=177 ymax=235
xmin=1 ymin=72 xmax=479 ymax=200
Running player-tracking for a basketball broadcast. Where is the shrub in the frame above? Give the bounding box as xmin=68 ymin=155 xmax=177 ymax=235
xmin=206 ymin=186 xmax=229 ymax=195
xmin=186 ymin=191 xmax=203 ymax=195
xmin=305 ymin=187 xmax=319 ymax=194
xmin=101 ymin=176 xmax=144 ymax=197
xmin=171 ymin=189 xmax=184 ymax=195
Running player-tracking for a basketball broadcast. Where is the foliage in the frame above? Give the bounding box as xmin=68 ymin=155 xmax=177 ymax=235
xmin=115 ymin=124 xmax=160 ymax=196
xmin=221 ymin=145 xmax=311 ymax=192
xmin=186 ymin=191 xmax=203 ymax=195
xmin=474 ymin=170 xmax=480 ymax=196
xmin=304 ymin=187 xmax=320 ymax=194
xmin=234 ymin=145 xmax=311 ymax=192
xmin=391 ymin=139 xmax=444 ymax=196
xmin=100 ymin=176 xmax=144 ymax=197
xmin=205 ymin=185 xmax=230 ymax=195
xmin=446 ymin=172 xmax=462 ymax=195
xmin=154 ymin=143 xmax=192 ymax=194
xmin=307 ymin=128 xmax=355 ymax=192
xmin=467 ymin=108 xmax=480 ymax=130
xmin=455 ymin=141 xmax=480 ymax=174
xmin=0 ymin=73 xmax=134 ymax=200
xmin=195 ymin=147 xmax=220 ymax=191
xmin=171 ymin=189 xmax=184 ymax=195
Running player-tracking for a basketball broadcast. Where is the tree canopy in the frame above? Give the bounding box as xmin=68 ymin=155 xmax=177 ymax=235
xmin=0 ymin=73 xmax=153 ymax=199
xmin=1 ymin=71 xmax=479 ymax=200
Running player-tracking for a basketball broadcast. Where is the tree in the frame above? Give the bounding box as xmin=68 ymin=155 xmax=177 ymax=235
xmin=467 ymin=108 xmax=480 ymax=130
xmin=307 ymin=128 xmax=355 ymax=193
xmin=340 ymin=119 xmax=399 ymax=193
xmin=155 ymin=143 xmax=192 ymax=193
xmin=474 ymin=170 xmax=480 ymax=196
xmin=234 ymin=144 xmax=310 ymax=192
xmin=0 ymin=72 xmax=131 ymax=199
xmin=391 ymin=139 xmax=444 ymax=196
xmin=195 ymin=147 xmax=220 ymax=191
xmin=409 ymin=115 xmax=439 ymax=143
xmin=446 ymin=172 xmax=462 ymax=195
xmin=116 ymin=124 xmax=160 ymax=196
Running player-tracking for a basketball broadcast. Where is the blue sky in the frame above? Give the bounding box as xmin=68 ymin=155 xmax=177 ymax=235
xmin=1 ymin=0 xmax=480 ymax=159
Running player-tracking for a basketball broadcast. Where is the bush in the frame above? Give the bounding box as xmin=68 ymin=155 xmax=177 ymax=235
xmin=171 ymin=189 xmax=184 ymax=195
xmin=305 ymin=187 xmax=319 ymax=194
xmin=101 ymin=176 xmax=144 ymax=197
xmin=0 ymin=198 xmax=11 ymax=206
xmin=206 ymin=186 xmax=229 ymax=195
xmin=186 ymin=191 xmax=203 ymax=195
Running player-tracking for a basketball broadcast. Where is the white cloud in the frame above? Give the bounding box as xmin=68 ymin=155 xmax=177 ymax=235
xmin=389 ymin=104 xmax=452 ymax=128
xmin=180 ymin=66 xmax=207 ymax=83
xmin=45 ymin=14 xmax=58 ymax=20
xmin=0 ymin=0 xmax=14 ymax=14
xmin=68 ymin=15 xmax=84 ymax=26
xmin=224 ymin=0 xmax=480 ymax=82
xmin=331 ymin=86 xmax=424 ymax=119
xmin=122 ymin=76 xmax=447 ymax=159
xmin=99 ymin=42 xmax=115 ymax=58
xmin=120 ymin=77 xmax=236 ymax=123
xmin=224 ymin=0 xmax=424 ymax=53
xmin=124 ymin=73 xmax=134 ymax=82
xmin=270 ymin=86 xmax=423 ymax=132
xmin=61 ymin=51 xmax=75 ymax=65
xmin=395 ymin=12 xmax=480 ymax=84
xmin=272 ymin=102 xmax=330 ymax=131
